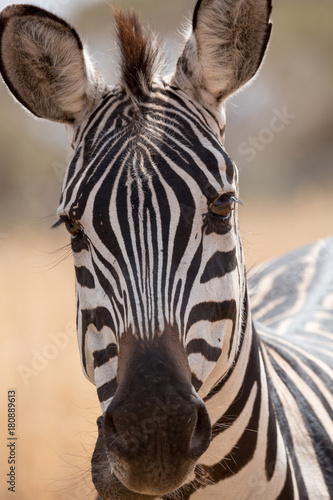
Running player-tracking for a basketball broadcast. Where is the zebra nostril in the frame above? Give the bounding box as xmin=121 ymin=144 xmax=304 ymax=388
xmin=103 ymin=409 xmax=130 ymax=458
xmin=188 ymin=401 xmax=211 ymax=459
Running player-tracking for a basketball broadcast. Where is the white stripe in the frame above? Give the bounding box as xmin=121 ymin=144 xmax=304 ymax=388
xmin=199 ymin=381 xmax=258 ymax=466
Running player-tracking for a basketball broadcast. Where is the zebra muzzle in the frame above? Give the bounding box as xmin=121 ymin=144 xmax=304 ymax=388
xmin=92 ymin=333 xmax=212 ymax=497
xmin=99 ymin=393 xmax=211 ymax=496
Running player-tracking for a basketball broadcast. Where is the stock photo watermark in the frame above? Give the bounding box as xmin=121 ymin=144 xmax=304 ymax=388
xmin=6 ymin=390 xmax=17 ymax=493
xmin=238 ymin=106 xmax=296 ymax=162
xmin=17 ymin=322 xmax=76 ymax=386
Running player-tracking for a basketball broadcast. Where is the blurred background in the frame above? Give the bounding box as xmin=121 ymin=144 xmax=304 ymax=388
xmin=0 ymin=0 xmax=332 ymax=498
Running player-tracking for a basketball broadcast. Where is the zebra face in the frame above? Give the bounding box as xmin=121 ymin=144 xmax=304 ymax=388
xmin=58 ymin=81 xmax=243 ymax=403
xmin=0 ymin=1 xmax=272 ymax=497
xmin=57 ymin=82 xmax=245 ymax=495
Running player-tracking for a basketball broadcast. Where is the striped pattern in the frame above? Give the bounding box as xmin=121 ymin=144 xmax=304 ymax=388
xmin=0 ymin=3 xmax=331 ymax=499
xmin=251 ymin=239 xmax=333 ymax=499
xmin=58 ymin=80 xmax=245 ymax=412
xmin=59 ymin=78 xmax=333 ymax=498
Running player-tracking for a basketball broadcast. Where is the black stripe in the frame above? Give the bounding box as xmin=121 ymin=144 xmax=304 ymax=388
xmin=226 ymin=298 xmax=238 ymax=359
xmin=75 ymin=266 xmax=95 ymax=289
xmin=93 ymin=343 xmax=118 ymax=369
xmin=191 ymin=372 xmax=202 ymax=392
xmin=200 ymin=249 xmax=236 ymax=284
xmin=81 ymin=308 xmax=116 ymax=373
xmin=186 ymin=300 xmax=236 ymax=335
xmin=81 ymin=308 xmax=117 ymax=334
xmin=265 ymin=395 xmax=278 ymax=480
xmin=275 ymin=460 xmax=294 ymax=500
xmin=172 ymin=279 xmax=182 ymax=324
xmin=97 ymin=378 xmax=117 ymax=402
xmin=130 ymin=172 xmax=144 ymax=293
xmin=186 ymin=339 xmax=221 ymax=362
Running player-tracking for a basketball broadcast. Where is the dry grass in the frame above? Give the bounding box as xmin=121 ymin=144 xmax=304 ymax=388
xmin=1 ymin=193 xmax=332 ymax=499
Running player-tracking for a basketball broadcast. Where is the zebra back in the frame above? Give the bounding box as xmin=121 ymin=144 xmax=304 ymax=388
xmin=250 ymin=238 xmax=333 ymax=498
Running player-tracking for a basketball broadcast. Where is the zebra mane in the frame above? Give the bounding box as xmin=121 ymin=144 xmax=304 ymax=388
xmin=113 ymin=9 xmax=162 ymax=100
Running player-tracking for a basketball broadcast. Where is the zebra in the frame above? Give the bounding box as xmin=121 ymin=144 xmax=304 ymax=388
xmin=0 ymin=1 xmax=332 ymax=499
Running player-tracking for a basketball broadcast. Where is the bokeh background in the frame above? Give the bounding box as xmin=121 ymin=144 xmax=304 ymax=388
xmin=0 ymin=0 xmax=332 ymax=498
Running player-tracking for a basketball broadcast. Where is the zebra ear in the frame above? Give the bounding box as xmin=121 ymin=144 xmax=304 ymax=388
xmin=0 ymin=5 xmax=107 ymax=125
xmin=173 ymin=0 xmax=272 ymax=106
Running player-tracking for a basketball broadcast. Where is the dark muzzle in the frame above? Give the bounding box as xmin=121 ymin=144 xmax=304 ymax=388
xmin=92 ymin=333 xmax=211 ymax=498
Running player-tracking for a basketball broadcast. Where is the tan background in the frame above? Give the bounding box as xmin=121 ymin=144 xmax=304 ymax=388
xmin=0 ymin=0 xmax=332 ymax=498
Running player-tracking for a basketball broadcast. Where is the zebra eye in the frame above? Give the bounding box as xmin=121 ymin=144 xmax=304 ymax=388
xmin=209 ymin=195 xmax=243 ymax=223
xmin=64 ymin=218 xmax=82 ymax=238
xmin=210 ymin=195 xmax=235 ymax=221
xmin=211 ymin=199 xmax=232 ymax=220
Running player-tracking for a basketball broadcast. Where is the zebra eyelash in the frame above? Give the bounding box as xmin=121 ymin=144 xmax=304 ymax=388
xmin=209 ymin=194 xmax=244 ymax=214
xmin=52 ymin=216 xmax=84 ymax=241
xmin=230 ymin=196 xmax=244 ymax=206
xmin=51 ymin=215 xmax=68 ymax=230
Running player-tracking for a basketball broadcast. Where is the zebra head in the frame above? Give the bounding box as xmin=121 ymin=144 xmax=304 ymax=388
xmin=0 ymin=1 xmax=272 ymax=498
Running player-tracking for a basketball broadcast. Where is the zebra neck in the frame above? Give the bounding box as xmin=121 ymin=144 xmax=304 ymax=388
xmin=190 ymin=294 xmax=297 ymax=499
